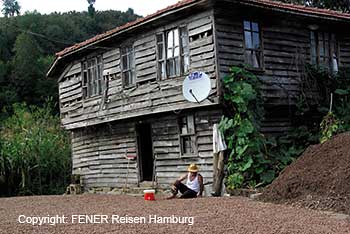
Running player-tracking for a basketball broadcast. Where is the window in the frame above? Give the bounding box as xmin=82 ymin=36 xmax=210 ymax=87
xmin=310 ymin=31 xmax=338 ymax=72
xmin=121 ymin=46 xmax=136 ymax=87
xmin=243 ymin=20 xmax=263 ymax=69
xmin=157 ymin=26 xmax=190 ymax=79
xmin=179 ymin=114 xmax=197 ymax=156
xmin=180 ymin=27 xmax=190 ymax=74
xmin=82 ymin=56 xmax=103 ymax=98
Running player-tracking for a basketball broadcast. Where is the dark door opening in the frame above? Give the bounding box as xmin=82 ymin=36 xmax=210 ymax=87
xmin=136 ymin=123 xmax=154 ymax=182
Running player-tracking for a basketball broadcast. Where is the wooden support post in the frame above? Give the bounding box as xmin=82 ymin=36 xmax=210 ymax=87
xmin=212 ymin=151 xmax=225 ymax=196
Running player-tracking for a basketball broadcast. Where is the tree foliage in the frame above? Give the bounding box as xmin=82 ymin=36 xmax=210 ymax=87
xmin=1 ymin=0 xmax=20 ymax=17
xmin=87 ymin=0 xmax=96 ymax=18
xmin=276 ymin=0 xmax=350 ymax=12
xmin=12 ymin=33 xmax=41 ymax=104
xmin=0 ymin=102 xmax=71 ymax=196
xmin=0 ymin=9 xmax=139 ymax=196
xmin=219 ymin=66 xmax=280 ymax=189
xmin=0 ymin=9 xmax=140 ymax=115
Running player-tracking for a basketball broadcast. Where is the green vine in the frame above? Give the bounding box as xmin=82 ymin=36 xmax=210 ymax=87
xmin=219 ymin=66 xmax=272 ymax=190
xmin=220 ymin=65 xmax=350 ymax=191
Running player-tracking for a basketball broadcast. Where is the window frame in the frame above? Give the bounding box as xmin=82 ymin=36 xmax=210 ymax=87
xmin=82 ymin=55 xmax=103 ymax=99
xmin=178 ymin=114 xmax=197 ymax=157
xmin=121 ymin=45 xmax=136 ymax=88
xmin=310 ymin=30 xmax=339 ymax=72
xmin=156 ymin=25 xmax=190 ymax=80
xmin=242 ymin=20 xmax=264 ymax=71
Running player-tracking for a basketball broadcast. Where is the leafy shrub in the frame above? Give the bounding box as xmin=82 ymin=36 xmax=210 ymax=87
xmin=0 ymin=101 xmax=71 ymax=196
xmin=220 ymin=65 xmax=350 ymax=191
xmin=219 ymin=67 xmax=277 ymax=189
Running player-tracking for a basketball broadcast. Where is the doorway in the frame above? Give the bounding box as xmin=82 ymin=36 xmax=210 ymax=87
xmin=136 ymin=123 xmax=154 ymax=182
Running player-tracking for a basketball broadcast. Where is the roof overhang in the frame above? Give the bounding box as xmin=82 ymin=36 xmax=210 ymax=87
xmin=47 ymin=0 xmax=207 ymax=78
xmin=47 ymin=0 xmax=350 ymax=79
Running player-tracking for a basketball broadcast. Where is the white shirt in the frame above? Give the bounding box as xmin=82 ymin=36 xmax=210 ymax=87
xmin=186 ymin=173 xmax=200 ymax=193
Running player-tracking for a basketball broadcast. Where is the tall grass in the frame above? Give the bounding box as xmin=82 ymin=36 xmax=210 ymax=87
xmin=0 ymin=102 xmax=71 ymax=196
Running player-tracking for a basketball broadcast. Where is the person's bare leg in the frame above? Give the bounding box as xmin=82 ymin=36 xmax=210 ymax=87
xmin=167 ymin=184 xmax=178 ymax=199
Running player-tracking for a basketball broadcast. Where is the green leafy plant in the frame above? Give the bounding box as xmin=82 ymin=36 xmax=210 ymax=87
xmin=220 ymin=64 xmax=350 ymax=191
xmin=219 ymin=66 xmax=273 ymax=190
xmin=219 ymin=66 xmax=314 ymax=191
xmin=0 ymin=101 xmax=71 ymax=196
xmin=320 ymin=112 xmax=339 ymax=143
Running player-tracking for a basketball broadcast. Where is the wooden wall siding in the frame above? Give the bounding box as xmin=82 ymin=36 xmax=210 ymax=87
xmin=71 ymin=107 xmax=222 ymax=189
xmin=214 ymin=9 xmax=311 ymax=107
xmin=59 ymin=10 xmax=220 ymax=130
xmin=262 ymin=22 xmax=310 ymax=105
xmin=58 ymin=62 xmax=83 ymax=120
xmin=134 ymin=35 xmax=157 ymax=83
xmin=152 ymin=108 xmax=222 ymax=187
xmin=72 ymin=122 xmax=138 ymax=189
xmin=340 ymin=35 xmax=350 ymax=69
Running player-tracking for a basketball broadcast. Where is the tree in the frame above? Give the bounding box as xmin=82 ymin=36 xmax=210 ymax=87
xmin=276 ymin=0 xmax=350 ymax=12
xmin=0 ymin=9 xmax=140 ymax=113
xmin=11 ymin=32 xmax=41 ymax=105
xmin=1 ymin=0 xmax=21 ymax=17
xmin=87 ymin=0 xmax=96 ymax=18
xmin=0 ymin=60 xmax=18 ymax=114
xmin=0 ymin=102 xmax=71 ymax=196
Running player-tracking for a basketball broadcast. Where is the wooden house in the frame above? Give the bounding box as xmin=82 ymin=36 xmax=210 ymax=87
xmin=47 ymin=0 xmax=350 ymax=192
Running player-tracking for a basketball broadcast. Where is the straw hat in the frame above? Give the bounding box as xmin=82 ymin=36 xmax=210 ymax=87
xmin=188 ymin=163 xmax=199 ymax=172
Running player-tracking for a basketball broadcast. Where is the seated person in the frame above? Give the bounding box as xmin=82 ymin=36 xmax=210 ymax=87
xmin=167 ymin=163 xmax=204 ymax=199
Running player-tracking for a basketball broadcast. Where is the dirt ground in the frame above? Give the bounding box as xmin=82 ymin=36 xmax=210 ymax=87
xmin=0 ymin=194 xmax=349 ymax=234
xmin=261 ymin=132 xmax=350 ymax=215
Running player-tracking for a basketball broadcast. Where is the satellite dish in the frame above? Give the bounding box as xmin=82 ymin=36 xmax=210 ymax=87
xmin=183 ymin=71 xmax=211 ymax=103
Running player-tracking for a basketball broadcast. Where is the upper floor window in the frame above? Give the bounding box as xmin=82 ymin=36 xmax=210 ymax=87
xmin=310 ymin=31 xmax=338 ymax=72
xmin=157 ymin=26 xmax=189 ymax=79
xmin=179 ymin=114 xmax=197 ymax=156
xmin=243 ymin=20 xmax=263 ymax=69
xmin=82 ymin=56 xmax=103 ymax=99
xmin=121 ymin=46 xmax=136 ymax=87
